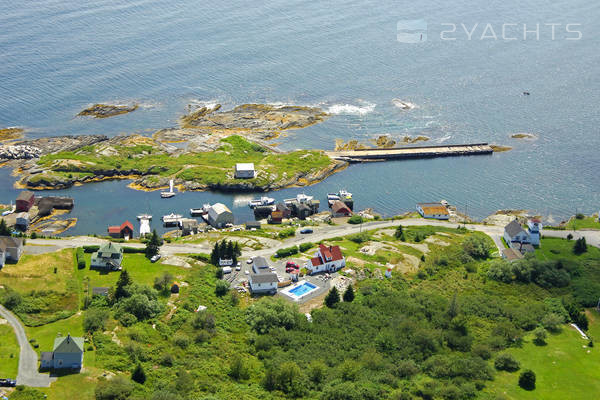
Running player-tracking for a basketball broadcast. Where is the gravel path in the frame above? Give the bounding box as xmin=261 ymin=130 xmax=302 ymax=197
xmin=0 ymin=305 xmax=54 ymax=387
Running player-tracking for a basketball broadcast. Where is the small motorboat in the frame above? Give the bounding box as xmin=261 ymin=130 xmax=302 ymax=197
xmin=162 ymin=213 xmax=183 ymax=226
xmin=328 ymin=190 xmax=352 ymax=201
xmin=161 ymin=180 xmax=176 ymax=198
xmin=248 ymin=196 xmax=275 ymax=208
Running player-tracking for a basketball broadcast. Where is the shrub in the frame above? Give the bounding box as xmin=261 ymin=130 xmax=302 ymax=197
xmin=533 ymin=327 xmax=547 ymax=345
xmin=541 ymin=312 xmax=563 ymax=332
xmin=462 ymin=235 xmax=492 ymax=259
xmin=229 ymin=355 xmax=250 ymax=380
xmin=84 ymin=308 xmax=109 ymax=332
xmin=299 ymin=242 xmax=314 ymax=252
xmin=575 ymin=213 xmax=585 ymax=220
xmin=276 ymin=246 xmax=299 ymax=258
xmin=573 ymin=237 xmax=587 ymax=254
xmin=347 ymin=215 xmax=363 ymax=224
xmin=343 ymin=285 xmax=355 ymax=302
xmin=494 ymin=353 xmax=520 ymax=372
xmin=153 ymin=272 xmax=174 ymax=293
xmin=246 ymin=298 xmax=300 ymax=334
xmin=83 ymin=245 xmax=100 ymax=253
xmin=472 ymin=344 xmax=492 ymax=360
xmin=215 ymin=280 xmax=229 ymax=297
xmin=95 ymin=376 xmax=133 ymax=400
xmin=278 ymin=227 xmax=296 ymax=239
xmin=132 ymin=363 xmax=146 ymax=384
xmin=567 ymin=233 xmax=573 ymax=240
xmin=173 ymin=333 xmax=191 ymax=348
xmin=76 ymin=247 xmax=86 ymax=269
xmin=348 ymin=232 xmax=370 ymax=243
xmin=519 ymin=369 xmax=536 ymax=390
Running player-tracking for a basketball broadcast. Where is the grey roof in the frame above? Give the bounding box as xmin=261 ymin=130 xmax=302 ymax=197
xmin=0 ymin=236 xmax=24 ymax=252
xmin=250 ymin=272 xmax=278 ymax=284
xmin=519 ymin=243 xmax=535 ymax=253
xmin=53 ymin=335 xmax=84 ymax=354
xmin=253 ymin=256 xmax=270 ymax=269
xmin=16 ymin=191 xmax=35 ymax=201
xmin=504 ymin=220 xmax=526 ymax=237
xmin=41 ymin=352 xmax=53 ymax=362
xmin=246 ymin=221 xmax=261 ymax=228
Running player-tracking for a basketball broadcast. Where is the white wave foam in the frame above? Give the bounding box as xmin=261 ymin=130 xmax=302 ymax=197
xmin=392 ymin=98 xmax=417 ymax=110
xmin=232 ymin=195 xmax=255 ymax=208
xmin=189 ymin=99 xmax=220 ymax=110
xmin=327 ymin=101 xmax=376 ymax=115
xmin=437 ymin=135 xmax=452 ymax=143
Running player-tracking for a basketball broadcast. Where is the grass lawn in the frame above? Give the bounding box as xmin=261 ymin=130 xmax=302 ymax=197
xmin=483 ymin=323 xmax=600 ymax=399
xmin=536 ymin=237 xmax=600 ymax=262
xmin=25 ymin=313 xmax=85 ymax=357
xmin=0 ymin=323 xmax=19 ymax=378
xmin=567 ymin=216 xmax=600 ymax=230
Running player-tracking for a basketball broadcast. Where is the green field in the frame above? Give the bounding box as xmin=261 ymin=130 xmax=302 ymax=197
xmin=0 ymin=323 xmax=20 ymax=378
xmin=567 ymin=216 xmax=600 ymax=230
xmin=536 ymin=237 xmax=600 ymax=262
xmin=483 ymin=320 xmax=600 ymax=399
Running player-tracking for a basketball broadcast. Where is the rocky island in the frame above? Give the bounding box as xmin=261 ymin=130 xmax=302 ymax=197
xmin=0 ymin=127 xmax=24 ymax=141
xmin=77 ymin=103 xmax=139 ymax=118
xmin=4 ymin=104 xmax=346 ymax=192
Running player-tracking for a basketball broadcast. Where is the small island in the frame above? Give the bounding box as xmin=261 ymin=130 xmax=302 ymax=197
xmin=77 ymin=103 xmax=139 ymax=118
xmin=0 ymin=127 xmax=24 ymax=141
xmin=511 ymin=133 xmax=537 ymax=140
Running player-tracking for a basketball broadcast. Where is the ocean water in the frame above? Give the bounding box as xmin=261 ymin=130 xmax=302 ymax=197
xmin=1 ymin=0 xmax=599 ymax=234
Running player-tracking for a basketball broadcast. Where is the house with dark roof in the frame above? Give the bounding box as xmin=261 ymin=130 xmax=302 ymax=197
xmin=0 ymin=236 xmax=24 ymax=268
xmin=252 ymin=256 xmax=270 ymax=274
xmin=40 ymin=334 xmax=84 ymax=370
xmin=416 ymin=202 xmax=450 ymax=220
xmin=91 ymin=242 xmax=123 ymax=270
xmin=16 ymin=191 xmax=35 ymax=212
xmin=503 ymin=220 xmax=535 ymax=254
xmin=306 ymin=244 xmax=345 ymax=274
xmin=107 ymin=221 xmax=134 ymax=239
xmin=331 ymin=200 xmax=353 ymax=217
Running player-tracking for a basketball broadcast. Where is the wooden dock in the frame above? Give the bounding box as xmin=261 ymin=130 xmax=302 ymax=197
xmin=325 ymin=143 xmax=493 ymax=162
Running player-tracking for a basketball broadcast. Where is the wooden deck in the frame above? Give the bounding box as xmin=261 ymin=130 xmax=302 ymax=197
xmin=326 ymin=143 xmax=493 ymax=162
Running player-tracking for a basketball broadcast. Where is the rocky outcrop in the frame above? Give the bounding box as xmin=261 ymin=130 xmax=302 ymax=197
xmin=15 ymin=135 xmax=108 ymax=155
xmin=180 ymin=103 xmax=328 ymax=132
xmin=510 ymin=133 xmax=537 ymax=140
xmin=0 ymin=145 xmax=41 ymax=160
xmin=490 ymin=144 xmax=512 ymax=152
xmin=0 ymin=127 xmax=24 ymax=141
xmin=77 ymin=104 xmax=138 ymax=118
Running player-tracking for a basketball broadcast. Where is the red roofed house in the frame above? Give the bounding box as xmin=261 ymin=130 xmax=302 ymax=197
xmin=16 ymin=191 xmax=35 ymax=212
xmin=305 ymin=244 xmax=345 ymax=275
xmin=330 ymin=200 xmax=353 ymax=217
xmin=107 ymin=221 xmax=134 ymax=240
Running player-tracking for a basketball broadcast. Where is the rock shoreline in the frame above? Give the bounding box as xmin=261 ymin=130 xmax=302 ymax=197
xmin=77 ymin=104 xmax=138 ymax=118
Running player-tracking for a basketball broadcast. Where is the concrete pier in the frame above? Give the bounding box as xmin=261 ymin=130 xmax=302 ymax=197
xmin=326 ymin=143 xmax=493 ymax=162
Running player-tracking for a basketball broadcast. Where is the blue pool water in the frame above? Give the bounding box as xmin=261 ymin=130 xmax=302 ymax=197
xmin=289 ymin=282 xmax=318 ymax=298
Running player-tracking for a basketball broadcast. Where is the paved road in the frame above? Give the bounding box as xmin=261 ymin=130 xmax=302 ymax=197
xmin=0 ymin=305 xmax=54 ymax=387
xmin=27 ymin=219 xmax=600 ymax=259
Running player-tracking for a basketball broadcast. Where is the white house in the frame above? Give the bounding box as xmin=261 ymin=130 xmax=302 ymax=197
xmin=527 ymin=218 xmax=542 ymax=246
xmin=234 ymin=163 xmax=256 ymax=179
xmin=0 ymin=236 xmax=24 ymax=268
xmin=503 ymin=220 xmax=535 ymax=254
xmin=249 ymin=272 xmax=278 ymax=294
xmin=305 ymin=244 xmax=345 ymax=275
xmin=207 ymin=203 xmax=234 ymax=228
xmin=40 ymin=334 xmax=84 ymax=370
xmin=416 ymin=203 xmax=450 ymax=220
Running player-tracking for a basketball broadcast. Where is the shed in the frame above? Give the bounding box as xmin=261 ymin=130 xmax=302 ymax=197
xmin=245 ymin=221 xmax=262 ymax=230
xmin=15 ymin=212 xmax=29 ymax=228
xmin=234 ymin=163 xmax=256 ymax=179
xmin=331 ymin=200 xmax=353 ymax=217
xmin=92 ymin=287 xmax=109 ymax=296
xmin=180 ymin=218 xmax=199 ymax=236
xmin=16 ymin=191 xmax=35 ymax=212
xmin=207 ymin=203 xmax=234 ymax=228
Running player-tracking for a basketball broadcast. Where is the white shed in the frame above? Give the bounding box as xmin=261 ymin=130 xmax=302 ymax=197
xmin=234 ymin=163 xmax=256 ymax=179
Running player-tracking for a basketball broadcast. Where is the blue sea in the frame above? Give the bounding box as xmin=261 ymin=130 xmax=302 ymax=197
xmin=1 ymin=0 xmax=599 ymax=234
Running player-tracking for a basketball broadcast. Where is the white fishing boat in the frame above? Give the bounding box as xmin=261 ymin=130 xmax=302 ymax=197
xmin=328 ymin=190 xmax=352 ymax=201
xmin=248 ymin=196 xmax=275 ymax=208
xmin=162 ymin=213 xmax=183 ymax=226
xmin=161 ymin=180 xmax=176 ymax=198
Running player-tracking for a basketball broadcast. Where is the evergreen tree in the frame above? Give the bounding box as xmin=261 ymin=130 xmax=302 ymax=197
xmin=226 ymin=241 xmax=234 ymax=259
xmin=573 ymin=237 xmax=587 ymax=255
xmin=145 ymin=229 xmax=161 ymax=258
xmin=132 ymin=363 xmax=146 ymax=384
xmin=0 ymin=219 xmax=11 ymax=236
xmin=394 ymin=225 xmax=404 ymax=239
xmin=114 ymin=269 xmax=132 ymax=300
xmin=343 ymin=285 xmax=355 ymax=302
xmin=447 ymin=292 xmax=459 ymax=319
xmin=518 ymin=370 xmax=536 ymax=390
xmin=210 ymin=242 xmax=219 ymax=266
xmin=325 ymin=287 xmax=340 ymax=308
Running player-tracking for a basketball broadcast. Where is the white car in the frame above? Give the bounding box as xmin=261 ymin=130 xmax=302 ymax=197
xmin=244 ymin=270 xmax=249 ymax=275
xmin=246 ymin=258 xmax=253 ymax=264
xmin=150 ymin=254 xmax=161 ymax=263
xmin=235 ymin=265 xmax=241 ymax=271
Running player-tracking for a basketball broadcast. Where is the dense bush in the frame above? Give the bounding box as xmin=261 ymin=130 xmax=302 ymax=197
xmin=276 ymin=246 xmax=299 ymax=258
xmin=299 ymin=242 xmax=314 ymax=252
xmin=519 ymin=369 xmax=536 ymax=390
xmin=76 ymin=247 xmax=86 ymax=269
xmin=348 ymin=232 xmax=370 ymax=243
xmin=246 ymin=298 xmax=300 ymax=334
xmin=487 ymin=257 xmax=571 ymax=288
xmin=278 ymin=227 xmax=297 ymax=239
xmin=347 ymin=215 xmax=364 ymax=224
xmin=462 ymin=235 xmax=493 ymax=259
xmin=95 ymin=376 xmax=133 ymax=400
xmin=84 ymin=308 xmax=109 ymax=332
xmin=494 ymin=353 xmax=520 ymax=372
xmin=215 ymin=280 xmax=229 ymax=297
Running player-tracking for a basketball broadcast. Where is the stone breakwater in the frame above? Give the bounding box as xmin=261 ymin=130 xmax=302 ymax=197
xmin=0 ymin=145 xmax=41 ymax=160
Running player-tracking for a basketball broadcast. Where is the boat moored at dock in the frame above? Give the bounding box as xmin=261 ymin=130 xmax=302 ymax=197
xmin=248 ymin=196 xmax=275 ymax=208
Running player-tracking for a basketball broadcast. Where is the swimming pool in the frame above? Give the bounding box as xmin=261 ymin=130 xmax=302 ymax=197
xmin=282 ymin=281 xmax=319 ymax=300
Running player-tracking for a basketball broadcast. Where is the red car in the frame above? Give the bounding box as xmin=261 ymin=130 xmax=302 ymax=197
xmin=285 ymin=261 xmax=298 ymax=273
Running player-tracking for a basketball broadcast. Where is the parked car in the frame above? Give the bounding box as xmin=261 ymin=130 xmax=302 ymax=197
xmin=235 ymin=265 xmax=241 ymax=271
xmin=0 ymin=379 xmax=17 ymax=387
xmin=150 ymin=254 xmax=161 ymax=263
xmin=246 ymin=258 xmax=253 ymax=264
xmin=300 ymin=228 xmax=313 ymax=234
xmin=285 ymin=261 xmax=299 ymax=273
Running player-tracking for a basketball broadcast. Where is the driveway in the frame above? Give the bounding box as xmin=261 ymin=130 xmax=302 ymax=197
xmin=0 ymin=305 xmax=54 ymax=387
